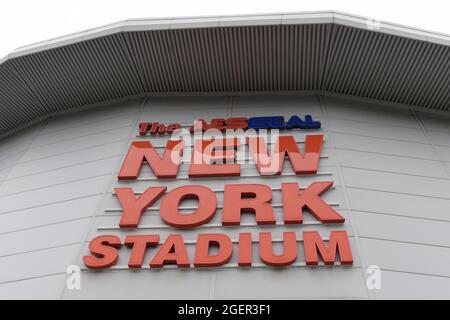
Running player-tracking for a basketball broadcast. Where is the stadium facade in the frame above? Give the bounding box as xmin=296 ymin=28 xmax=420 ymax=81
xmin=1 ymin=11 xmax=450 ymax=299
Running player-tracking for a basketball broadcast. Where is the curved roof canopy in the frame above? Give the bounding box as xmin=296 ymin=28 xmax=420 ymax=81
xmin=1 ymin=11 xmax=450 ymax=137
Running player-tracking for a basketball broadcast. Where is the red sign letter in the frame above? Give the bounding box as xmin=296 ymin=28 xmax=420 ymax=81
xmin=303 ymin=231 xmax=353 ymax=265
xmin=248 ymin=134 xmax=323 ymax=175
xmin=160 ymin=185 xmax=217 ymax=228
xmin=282 ymin=182 xmax=344 ymax=224
xmin=150 ymin=234 xmax=190 ymax=268
xmin=222 ymin=184 xmax=275 ymax=225
xmin=83 ymin=235 xmax=122 ymax=269
xmin=125 ymin=235 xmax=160 ymax=268
xmin=116 ymin=186 xmax=166 ymax=228
xmin=238 ymin=233 xmax=253 ymax=266
xmin=259 ymin=232 xmax=297 ymax=266
xmin=194 ymin=234 xmax=233 ymax=267
xmin=188 ymin=138 xmax=240 ymax=178
xmin=118 ymin=140 xmax=183 ymax=180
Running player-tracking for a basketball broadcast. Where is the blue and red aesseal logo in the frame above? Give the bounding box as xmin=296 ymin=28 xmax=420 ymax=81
xmin=139 ymin=115 xmax=321 ymax=136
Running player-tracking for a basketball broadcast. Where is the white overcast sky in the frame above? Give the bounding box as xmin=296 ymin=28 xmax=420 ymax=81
xmin=1 ymin=0 xmax=450 ymax=60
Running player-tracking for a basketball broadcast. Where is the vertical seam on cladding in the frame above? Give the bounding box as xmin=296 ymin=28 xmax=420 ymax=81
xmin=412 ymin=110 xmax=450 ymax=179
xmin=0 ymin=119 xmax=51 ymax=185
xmin=208 ymin=95 xmax=234 ymax=299
xmin=319 ymin=95 xmax=373 ymax=300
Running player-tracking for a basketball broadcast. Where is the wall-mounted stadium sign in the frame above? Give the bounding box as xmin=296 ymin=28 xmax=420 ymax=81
xmin=83 ymin=115 xmax=353 ymax=269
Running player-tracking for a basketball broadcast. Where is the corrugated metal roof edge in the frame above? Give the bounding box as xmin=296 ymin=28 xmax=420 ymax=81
xmin=2 ymin=11 xmax=450 ymax=64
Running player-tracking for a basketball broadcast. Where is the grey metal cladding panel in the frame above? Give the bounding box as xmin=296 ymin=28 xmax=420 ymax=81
xmin=0 ymin=174 xmax=110 ymax=215
xmin=0 ymin=219 xmax=90 ymax=256
xmin=375 ymin=271 xmax=450 ymax=299
xmin=324 ymin=25 xmax=450 ymax=111
xmin=419 ymin=113 xmax=450 ymax=133
xmin=231 ymin=95 xmax=323 ymax=117
xmin=352 ymin=211 xmax=450 ymax=247
xmin=18 ymin=126 xmax=132 ymax=162
xmin=345 ymin=188 xmax=450 ymax=222
xmin=333 ymin=132 xmax=438 ymax=160
xmin=7 ymin=140 xmax=129 ymax=178
xmin=0 ymin=140 xmax=27 ymax=163
xmin=41 ymin=98 xmax=142 ymax=135
xmin=435 ymin=145 xmax=450 ymax=162
xmin=0 ymin=195 xmax=102 ymax=234
xmin=0 ymin=168 xmax=11 ymax=181
xmin=10 ymin=34 xmax=143 ymax=113
xmin=0 ymin=62 xmax=44 ymax=135
xmin=33 ymin=110 xmax=138 ymax=147
xmin=425 ymin=130 xmax=450 ymax=147
xmin=342 ymin=167 xmax=450 ymax=199
xmin=0 ymin=122 xmax=43 ymax=160
xmin=0 ymin=273 xmax=66 ymax=299
xmin=444 ymin=162 xmax=450 ymax=174
xmin=0 ymin=124 xmax=44 ymax=175
xmin=144 ymin=96 xmax=229 ymax=111
xmin=0 ymin=243 xmax=79 ymax=284
xmin=335 ymin=149 xmax=448 ymax=178
xmin=324 ymin=96 xmax=420 ymax=128
xmin=0 ymin=156 xmax=121 ymax=196
xmin=63 ymin=269 xmax=213 ymax=299
xmin=213 ymin=268 xmax=367 ymax=299
xmin=0 ymin=153 xmax=23 ymax=172
xmin=142 ymin=96 xmax=230 ymax=121
xmin=124 ymin=24 xmax=332 ymax=93
xmin=327 ymin=118 xmax=428 ymax=144
xmin=360 ymin=238 xmax=450 ymax=278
